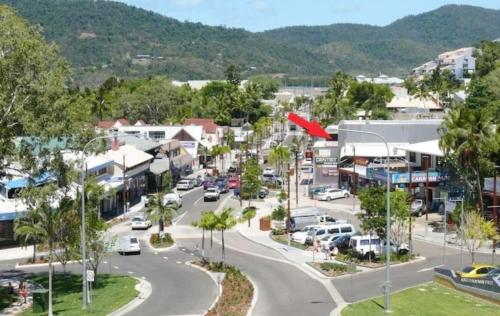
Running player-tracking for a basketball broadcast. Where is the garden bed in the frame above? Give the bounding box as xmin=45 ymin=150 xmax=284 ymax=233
xmin=149 ymin=233 xmax=174 ymax=248
xmin=308 ymin=262 xmax=359 ymax=277
xmin=270 ymin=233 xmax=309 ymax=250
xmin=335 ymin=253 xmax=417 ymax=268
xmin=194 ymin=260 xmax=253 ymax=316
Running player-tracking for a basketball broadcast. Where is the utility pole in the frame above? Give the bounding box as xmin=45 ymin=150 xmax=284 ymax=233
xmin=352 ymin=146 xmax=356 ymax=213
xmin=287 ymin=162 xmax=291 ymax=247
xmin=295 ymin=151 xmax=299 ymax=207
xmin=493 ymin=169 xmax=497 ymax=264
xmin=408 ymin=161 xmax=413 ymax=256
xmin=239 ymin=148 xmax=243 ymax=207
xmin=425 ymin=155 xmax=430 ymax=221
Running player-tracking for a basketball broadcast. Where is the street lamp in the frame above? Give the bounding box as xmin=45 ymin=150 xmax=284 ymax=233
xmin=80 ymin=132 xmax=129 ymax=309
xmin=334 ymin=127 xmax=392 ymax=314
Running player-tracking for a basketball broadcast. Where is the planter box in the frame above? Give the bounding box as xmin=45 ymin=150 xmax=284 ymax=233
xmin=259 ymin=217 xmax=271 ymax=231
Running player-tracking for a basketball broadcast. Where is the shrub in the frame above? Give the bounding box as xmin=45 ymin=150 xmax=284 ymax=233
xmin=150 ymin=232 xmax=174 ymax=246
xmin=271 ymin=205 xmax=287 ymax=221
xmin=336 ymin=252 xmax=359 ymax=264
xmin=271 ymin=228 xmax=286 ymax=235
xmin=319 ymin=262 xmax=349 ymax=272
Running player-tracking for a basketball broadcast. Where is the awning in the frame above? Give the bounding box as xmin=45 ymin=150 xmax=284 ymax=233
xmin=340 ymin=143 xmax=407 ymax=158
xmin=396 ymin=140 xmax=444 ymax=157
xmin=150 ymin=158 xmax=170 ymax=175
xmin=2 ymin=172 xmax=55 ymax=190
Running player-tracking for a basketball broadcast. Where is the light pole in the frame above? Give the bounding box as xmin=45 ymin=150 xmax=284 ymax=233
xmin=335 ymin=127 xmax=392 ymax=314
xmin=80 ymin=132 xmax=128 ymax=309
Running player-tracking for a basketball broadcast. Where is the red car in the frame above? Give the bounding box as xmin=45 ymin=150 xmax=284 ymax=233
xmin=228 ymin=177 xmax=239 ymax=189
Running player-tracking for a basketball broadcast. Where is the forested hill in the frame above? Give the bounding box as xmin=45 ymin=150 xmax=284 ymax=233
xmin=1 ymin=0 xmax=499 ymax=86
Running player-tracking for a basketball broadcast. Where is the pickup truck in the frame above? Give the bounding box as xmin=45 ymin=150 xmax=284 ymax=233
xmin=204 ymin=187 xmax=220 ymax=202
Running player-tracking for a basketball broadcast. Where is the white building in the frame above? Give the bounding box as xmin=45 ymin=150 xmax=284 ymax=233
xmin=412 ymin=47 xmax=476 ymax=79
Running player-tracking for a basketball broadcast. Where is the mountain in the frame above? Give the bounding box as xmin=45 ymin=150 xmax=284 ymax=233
xmin=1 ymin=1 xmax=499 ymax=86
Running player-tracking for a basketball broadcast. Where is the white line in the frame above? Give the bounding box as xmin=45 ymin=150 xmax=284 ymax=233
xmin=176 ymin=261 xmax=182 ymax=264
xmin=127 ymin=271 xmax=134 ymax=274
xmin=163 ymin=256 xmax=168 ymax=260
xmin=173 ymin=211 xmax=188 ymax=225
xmin=193 ymin=196 xmax=204 ymax=205
xmin=418 ymin=265 xmax=443 ymax=273
xmin=113 ymin=265 xmax=119 ymax=269
xmin=103 ymin=261 xmax=108 ymax=264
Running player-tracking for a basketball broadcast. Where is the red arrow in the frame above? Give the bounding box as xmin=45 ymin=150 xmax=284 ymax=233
xmin=287 ymin=113 xmax=332 ymax=140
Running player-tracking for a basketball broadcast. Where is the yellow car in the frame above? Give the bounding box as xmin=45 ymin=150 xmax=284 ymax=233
xmin=457 ymin=264 xmax=496 ymax=278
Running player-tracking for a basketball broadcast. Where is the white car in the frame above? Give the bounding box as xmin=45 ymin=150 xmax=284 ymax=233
xmin=176 ymin=179 xmax=193 ymax=190
xmin=204 ymin=187 xmax=220 ymax=202
xmin=163 ymin=192 xmax=182 ymax=208
xmin=118 ymin=236 xmax=141 ymax=255
xmin=263 ymin=168 xmax=275 ymax=176
xmin=131 ymin=215 xmax=151 ymax=230
xmin=291 ymin=225 xmax=321 ymax=244
xmin=316 ymin=188 xmax=350 ymax=201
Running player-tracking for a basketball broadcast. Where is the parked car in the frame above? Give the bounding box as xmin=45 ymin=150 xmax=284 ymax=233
xmin=262 ymin=174 xmax=283 ymax=185
xmin=163 ymin=192 xmax=182 ymax=208
xmin=118 ymin=236 xmax=141 ymax=255
xmin=258 ymin=186 xmax=269 ymax=199
xmin=410 ymin=199 xmax=424 ymax=216
xmin=300 ymin=178 xmax=313 ymax=185
xmin=143 ymin=193 xmax=155 ymax=207
xmin=262 ymin=167 xmax=275 ymax=175
xmin=316 ymin=188 xmax=350 ymax=201
xmin=228 ymin=177 xmax=239 ymax=189
xmin=291 ymin=225 xmax=322 ymax=244
xmin=319 ymin=235 xmax=342 ymax=251
xmin=204 ymin=187 xmax=220 ymax=201
xmin=349 ymin=235 xmax=381 ymax=259
xmin=457 ymin=264 xmax=496 ymax=278
xmin=304 ymin=223 xmax=356 ymax=245
xmin=216 ymin=178 xmax=229 ymax=193
xmin=193 ymin=176 xmax=203 ymax=187
xmin=328 ymin=234 xmax=352 ymax=255
xmin=176 ymin=179 xmax=193 ymax=190
xmin=131 ymin=215 xmax=151 ymax=230
xmin=228 ymin=166 xmax=237 ymax=174
xmin=485 ymin=267 xmax=500 ymax=280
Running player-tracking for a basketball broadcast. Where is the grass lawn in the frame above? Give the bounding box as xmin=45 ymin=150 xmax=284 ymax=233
xmin=22 ymin=273 xmax=137 ymax=316
xmin=341 ymin=282 xmax=499 ymax=316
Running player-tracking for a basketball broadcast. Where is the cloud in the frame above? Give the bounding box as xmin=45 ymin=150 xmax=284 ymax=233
xmin=168 ymin=0 xmax=204 ymax=7
xmin=249 ymin=0 xmax=271 ymax=12
xmin=332 ymin=2 xmax=360 ymax=13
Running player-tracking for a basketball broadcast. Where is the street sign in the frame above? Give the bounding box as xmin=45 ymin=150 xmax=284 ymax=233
xmin=448 ymin=187 xmax=465 ymax=202
xmin=86 ymin=270 xmax=95 ymax=282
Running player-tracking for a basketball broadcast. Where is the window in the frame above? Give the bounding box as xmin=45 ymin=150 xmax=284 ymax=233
xmin=360 ymin=239 xmax=380 ymax=246
xmin=148 ymin=131 xmax=165 ymax=140
xmin=328 ymin=228 xmax=340 ymax=234
xmin=476 ymin=268 xmax=489 ymax=274
xmin=409 ymin=152 xmax=416 ymax=163
xmin=340 ymin=226 xmax=352 ymax=233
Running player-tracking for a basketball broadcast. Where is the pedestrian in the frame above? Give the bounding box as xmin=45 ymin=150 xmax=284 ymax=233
xmin=18 ymin=281 xmax=27 ymax=305
xmin=6 ymin=282 xmax=14 ymax=304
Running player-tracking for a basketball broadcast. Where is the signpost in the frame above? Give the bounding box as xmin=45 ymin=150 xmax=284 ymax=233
xmin=86 ymin=270 xmax=94 ymax=309
xmin=448 ymin=187 xmax=465 ymax=268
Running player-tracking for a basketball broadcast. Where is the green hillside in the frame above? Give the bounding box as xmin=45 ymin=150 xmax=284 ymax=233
xmin=1 ymin=0 xmax=498 ymax=86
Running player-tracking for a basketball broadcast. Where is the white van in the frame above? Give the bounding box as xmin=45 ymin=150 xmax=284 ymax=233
xmin=289 ymin=207 xmax=345 ymax=231
xmin=304 ymin=223 xmax=355 ymax=245
xmin=118 ymin=236 xmax=141 ymax=255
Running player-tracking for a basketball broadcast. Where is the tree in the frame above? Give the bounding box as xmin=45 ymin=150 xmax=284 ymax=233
xmin=268 ymin=145 xmax=291 ymax=177
xmin=357 ymin=186 xmax=387 ymax=240
xmin=225 ymin=65 xmax=241 ymax=86
xmin=313 ymin=72 xmax=354 ymax=125
xmin=347 ymin=81 xmax=394 ymax=120
xmin=192 ymin=211 xmax=216 ymax=256
xmin=210 ymin=144 xmax=231 ymax=174
xmin=242 ymin=207 xmax=256 ymax=227
xmin=242 ymin=157 xmax=261 ymax=204
xmin=462 ymin=211 xmax=498 ymax=263
xmin=14 ymin=184 xmax=68 ymax=316
xmin=271 ymin=205 xmax=287 ymax=224
xmin=214 ymin=207 xmax=237 ymax=264
xmin=145 ymin=193 xmax=176 ymax=235
xmin=389 ymin=190 xmax=411 ymax=252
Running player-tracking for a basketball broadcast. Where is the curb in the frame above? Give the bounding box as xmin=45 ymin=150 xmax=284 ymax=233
xmin=107 ymin=277 xmax=152 ymax=316
xmin=185 ymin=261 xmax=221 ymax=314
xmin=144 ymin=232 xmax=177 ymax=252
xmin=15 ymin=260 xmax=80 ymax=269
xmin=245 ymin=274 xmax=258 ymax=316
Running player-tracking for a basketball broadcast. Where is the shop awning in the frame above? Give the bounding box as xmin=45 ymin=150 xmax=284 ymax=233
xmin=396 ymin=140 xmax=444 ymax=157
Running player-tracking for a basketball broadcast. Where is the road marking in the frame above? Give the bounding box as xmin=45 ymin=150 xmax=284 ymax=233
xmin=103 ymin=261 xmax=108 ymax=264
xmin=127 ymin=271 xmax=134 ymax=274
xmin=176 ymin=261 xmax=182 ymax=264
xmin=163 ymin=256 xmax=169 ymax=260
xmin=193 ymin=196 xmax=204 ymax=205
xmin=190 ymin=253 xmax=194 ymax=256
xmin=113 ymin=265 xmax=119 ymax=269
xmin=141 ymin=276 xmax=147 ymax=279
xmin=417 ymin=265 xmax=443 ymax=272
xmin=154 ymin=252 xmax=158 ymax=255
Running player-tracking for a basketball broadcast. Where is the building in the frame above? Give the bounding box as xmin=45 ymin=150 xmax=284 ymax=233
xmin=356 ymin=74 xmax=404 ymax=85
xmin=412 ymin=47 xmax=476 ymax=79
xmin=387 ymin=87 xmax=441 ymax=119
xmin=97 ymin=119 xmax=131 ymax=129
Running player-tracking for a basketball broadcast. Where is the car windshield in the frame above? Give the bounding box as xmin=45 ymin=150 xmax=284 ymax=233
xmin=207 ymin=188 xmax=216 ymax=192
xmin=132 ymin=217 xmax=143 ymax=222
xmin=462 ymin=266 xmax=475 ymax=273
xmin=130 ymin=238 xmax=138 ymax=244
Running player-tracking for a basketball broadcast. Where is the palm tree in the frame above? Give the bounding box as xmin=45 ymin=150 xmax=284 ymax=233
xmin=439 ymin=104 xmax=494 ymax=212
xmin=214 ymin=207 xmax=237 ymax=264
xmin=15 ymin=210 xmax=43 ymax=263
xmin=268 ymin=145 xmax=292 ymax=177
xmin=145 ymin=193 xmax=176 ymax=235
xmin=14 ymin=185 xmax=68 ymax=316
xmin=210 ymin=145 xmax=231 ymax=174
xmin=191 ymin=211 xmax=217 ymax=256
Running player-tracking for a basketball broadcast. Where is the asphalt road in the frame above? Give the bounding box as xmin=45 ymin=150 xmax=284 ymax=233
xmin=176 ymin=187 xmax=233 ymax=225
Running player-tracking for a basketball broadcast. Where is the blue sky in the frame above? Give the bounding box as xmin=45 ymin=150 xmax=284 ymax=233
xmin=117 ymin=0 xmax=499 ymax=32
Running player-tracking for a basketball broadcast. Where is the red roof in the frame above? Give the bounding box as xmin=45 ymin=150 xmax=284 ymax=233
xmin=97 ymin=120 xmax=116 ymax=129
xmin=184 ymin=118 xmax=218 ymax=134
xmin=116 ymin=118 xmax=131 ymax=126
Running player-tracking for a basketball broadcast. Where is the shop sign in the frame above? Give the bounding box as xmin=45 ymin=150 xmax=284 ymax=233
xmin=180 ymin=141 xmax=196 ymax=149
xmin=315 ymin=157 xmax=338 ymax=165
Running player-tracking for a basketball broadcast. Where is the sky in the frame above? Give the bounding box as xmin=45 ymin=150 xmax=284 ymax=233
xmin=117 ymin=0 xmax=500 ymax=32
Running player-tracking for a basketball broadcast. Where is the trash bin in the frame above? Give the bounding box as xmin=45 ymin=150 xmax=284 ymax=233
xmin=32 ymin=289 xmax=49 ymax=313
